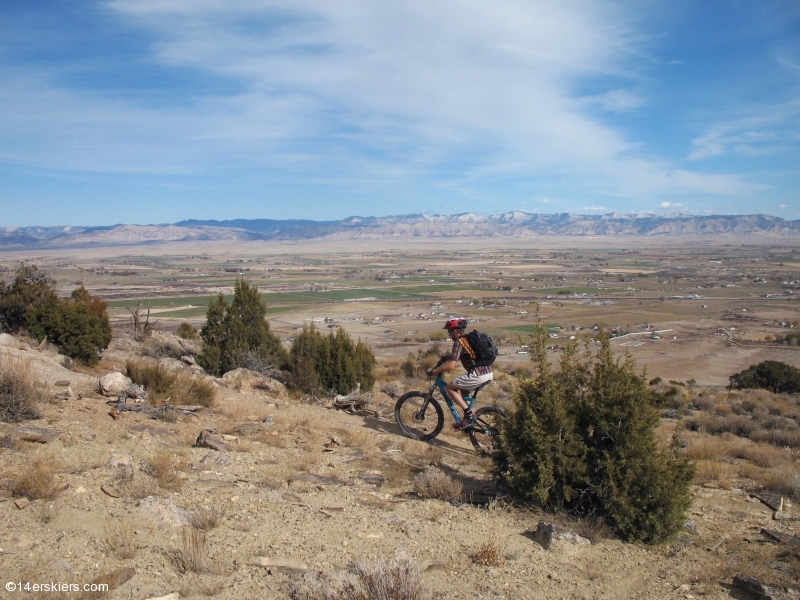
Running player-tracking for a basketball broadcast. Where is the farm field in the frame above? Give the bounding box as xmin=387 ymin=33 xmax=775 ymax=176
xmin=2 ymin=236 xmax=798 ymax=386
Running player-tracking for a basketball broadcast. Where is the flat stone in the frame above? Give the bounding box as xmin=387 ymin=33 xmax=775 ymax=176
xmin=761 ymin=529 xmax=800 ymax=548
xmin=144 ymin=594 xmax=180 ymax=600
xmin=55 ymin=380 xmax=71 ymax=387
xmin=421 ymin=561 xmax=447 ymax=572
xmin=14 ymin=498 xmax=29 ymax=510
xmin=246 ymin=556 xmax=308 ymax=574
xmin=200 ymin=452 xmax=231 ymax=467
xmin=12 ymin=426 xmax=60 ymax=444
xmin=732 ymin=574 xmax=800 ymax=600
xmin=281 ymin=492 xmax=304 ymax=504
xmin=752 ymin=492 xmax=784 ymax=512
xmin=101 ymin=485 xmax=121 ymax=498
xmin=291 ymin=473 xmax=352 ymax=487
xmin=180 ymin=355 xmax=196 ymax=365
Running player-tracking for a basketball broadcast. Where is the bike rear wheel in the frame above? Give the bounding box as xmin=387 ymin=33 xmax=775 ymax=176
xmin=468 ymin=406 xmax=506 ymax=455
xmin=395 ymin=392 xmax=444 ymax=441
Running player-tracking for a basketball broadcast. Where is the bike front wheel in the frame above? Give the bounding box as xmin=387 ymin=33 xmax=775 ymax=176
xmin=395 ymin=392 xmax=444 ymax=441
xmin=468 ymin=406 xmax=506 ymax=455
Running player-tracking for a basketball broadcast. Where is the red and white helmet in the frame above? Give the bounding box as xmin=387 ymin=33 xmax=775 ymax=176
xmin=443 ymin=318 xmax=468 ymax=331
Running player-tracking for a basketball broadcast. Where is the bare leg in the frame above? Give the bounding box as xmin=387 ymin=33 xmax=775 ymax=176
xmin=445 ymin=382 xmax=468 ymax=411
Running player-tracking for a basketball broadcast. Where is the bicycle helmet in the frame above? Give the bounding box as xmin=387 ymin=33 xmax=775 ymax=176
xmin=443 ymin=318 xmax=468 ymax=331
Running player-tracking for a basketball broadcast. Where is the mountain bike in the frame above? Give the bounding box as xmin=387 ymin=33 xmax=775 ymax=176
xmin=394 ymin=364 xmax=505 ymax=455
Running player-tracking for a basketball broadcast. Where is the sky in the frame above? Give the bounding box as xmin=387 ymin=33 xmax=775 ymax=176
xmin=0 ymin=0 xmax=798 ymax=227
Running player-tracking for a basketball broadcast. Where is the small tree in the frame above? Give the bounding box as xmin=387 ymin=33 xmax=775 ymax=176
xmin=0 ymin=264 xmax=57 ymax=333
xmin=288 ymin=325 xmax=376 ymax=395
xmin=198 ymin=280 xmax=287 ymax=375
xmin=26 ymin=286 xmax=112 ymax=365
xmin=495 ymin=327 xmax=694 ymax=543
xmin=729 ymin=361 xmax=800 ymax=394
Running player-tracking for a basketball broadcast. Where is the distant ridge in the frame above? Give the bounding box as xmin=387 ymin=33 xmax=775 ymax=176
xmin=2 ymin=213 xmax=799 ymax=248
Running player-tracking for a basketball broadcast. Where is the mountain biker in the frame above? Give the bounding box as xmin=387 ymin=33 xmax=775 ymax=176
xmin=429 ymin=318 xmax=493 ymax=429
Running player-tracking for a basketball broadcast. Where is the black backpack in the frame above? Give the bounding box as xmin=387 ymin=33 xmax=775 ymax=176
xmin=464 ymin=330 xmax=498 ymax=369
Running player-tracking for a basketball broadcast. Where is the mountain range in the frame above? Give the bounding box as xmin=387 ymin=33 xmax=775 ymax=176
xmin=2 ymin=213 xmax=799 ymax=248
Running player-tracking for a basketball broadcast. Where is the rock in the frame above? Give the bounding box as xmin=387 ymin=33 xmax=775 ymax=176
xmin=246 ymin=556 xmax=308 ymax=574
xmin=99 ymin=372 xmax=133 ymax=397
xmin=360 ymin=473 xmax=385 ymax=486
xmin=774 ymin=512 xmax=800 ymax=522
xmin=291 ymin=473 xmax=352 ymax=487
xmin=528 ymin=522 xmax=589 ymax=550
xmin=752 ymin=492 xmax=784 ymax=512
xmin=761 ymin=529 xmax=800 ymax=548
xmin=144 ymin=594 xmax=180 ymax=600
xmin=101 ymin=485 xmax=121 ymax=498
xmin=55 ymin=380 xmax=71 ymax=387
xmin=180 ymin=355 xmax=196 ymax=365
xmin=684 ymin=520 xmax=698 ymax=533
xmin=221 ymin=368 xmax=288 ymax=398
xmin=0 ymin=333 xmax=24 ymax=348
xmin=61 ymin=356 xmax=76 ymax=369
xmin=732 ymin=574 xmax=800 ymax=600
xmin=91 ymin=567 xmax=136 ymax=591
xmin=14 ymin=498 xmax=29 ymax=510
xmin=11 ymin=426 xmax=60 ymax=444
xmin=158 ymin=358 xmax=187 ymax=372
xmin=531 ymin=522 xmax=557 ymax=550
xmin=194 ymin=431 xmax=230 ymax=452
xmin=200 ymin=452 xmax=231 ymax=467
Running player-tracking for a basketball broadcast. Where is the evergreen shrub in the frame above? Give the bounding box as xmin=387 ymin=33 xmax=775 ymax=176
xmin=198 ymin=279 xmax=287 ymax=375
xmin=729 ymin=361 xmax=800 ymax=394
xmin=26 ymin=285 xmax=112 ymax=365
xmin=495 ymin=328 xmax=694 ymax=543
xmin=288 ymin=324 xmax=376 ymax=395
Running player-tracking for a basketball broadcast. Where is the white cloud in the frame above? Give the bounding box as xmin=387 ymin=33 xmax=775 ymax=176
xmin=0 ymin=0 xmax=768 ymax=205
xmin=660 ymin=202 xmax=683 ymax=208
xmin=779 ymin=204 xmax=787 ymax=209
xmin=688 ymin=97 xmax=800 ymax=160
xmin=582 ymin=89 xmax=643 ymax=112
xmin=540 ymin=198 xmax=556 ymax=204
xmin=582 ymin=205 xmax=608 ymax=211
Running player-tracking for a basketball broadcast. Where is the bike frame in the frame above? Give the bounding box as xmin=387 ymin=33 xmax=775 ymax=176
xmin=432 ymin=375 xmax=476 ymax=422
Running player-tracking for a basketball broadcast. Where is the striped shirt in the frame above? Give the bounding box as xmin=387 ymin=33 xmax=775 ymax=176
xmin=450 ymin=336 xmax=493 ymax=375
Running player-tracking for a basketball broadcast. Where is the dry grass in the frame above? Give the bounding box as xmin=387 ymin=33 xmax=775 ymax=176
xmin=34 ymin=501 xmax=60 ymax=524
xmin=8 ymin=454 xmax=62 ymax=501
xmin=188 ymin=504 xmax=226 ymax=532
xmin=740 ymin=463 xmax=800 ymax=499
xmin=290 ymin=555 xmax=427 ymax=600
xmin=168 ymin=526 xmax=207 ymax=574
xmin=0 ymin=353 xmax=41 ymax=422
xmin=118 ymin=472 xmax=158 ymax=500
xmin=126 ymin=359 xmax=215 ymax=407
xmin=471 ymin=540 xmax=505 ymax=566
xmin=694 ymin=460 xmax=733 ymax=488
xmin=412 ymin=469 xmax=462 ymax=501
xmin=143 ymin=449 xmax=186 ymax=491
xmin=104 ymin=519 xmax=140 ymax=559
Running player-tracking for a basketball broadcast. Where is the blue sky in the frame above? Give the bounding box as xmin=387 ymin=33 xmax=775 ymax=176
xmin=1 ymin=0 xmax=798 ymax=227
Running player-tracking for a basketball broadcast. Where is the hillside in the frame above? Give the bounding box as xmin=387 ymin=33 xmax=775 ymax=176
xmin=3 ymin=213 xmax=800 ymax=248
